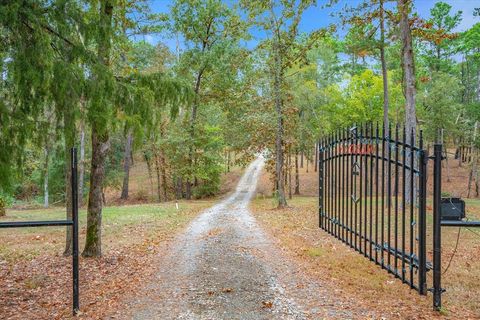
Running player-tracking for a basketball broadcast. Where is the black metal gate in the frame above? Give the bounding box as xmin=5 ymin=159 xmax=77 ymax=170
xmin=318 ymin=124 xmax=429 ymax=294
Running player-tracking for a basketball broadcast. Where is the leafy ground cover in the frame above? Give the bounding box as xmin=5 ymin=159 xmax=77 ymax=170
xmin=251 ymin=195 xmax=480 ymax=319
xmin=0 ymin=200 xmax=214 ymax=319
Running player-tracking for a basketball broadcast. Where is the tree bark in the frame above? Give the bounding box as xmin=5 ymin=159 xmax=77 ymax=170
xmin=288 ymin=154 xmax=292 ymax=199
xmin=176 ymin=176 xmax=183 ymax=200
xmin=120 ymin=128 xmax=133 ymax=200
xmin=295 ymin=151 xmax=300 ymax=195
xmin=398 ymin=0 xmax=416 ymax=204
xmin=144 ymin=150 xmax=154 ymax=198
xmin=273 ymin=39 xmax=287 ymax=208
xmin=468 ymin=122 xmax=478 ymax=198
xmin=82 ymin=0 xmax=113 ymax=258
xmin=154 ymin=149 xmax=162 ymax=202
xmin=477 ymin=67 xmax=480 ymax=102
xmin=160 ymin=151 xmax=168 ymax=201
xmin=43 ymin=147 xmax=49 ymax=208
xmin=78 ymin=118 xmax=85 ymax=206
xmin=186 ymin=67 xmax=205 ymax=200
xmin=398 ymin=0 xmax=417 ymax=137
xmin=380 ymin=0 xmax=389 ymax=128
xmin=83 ymin=124 xmax=109 ymax=257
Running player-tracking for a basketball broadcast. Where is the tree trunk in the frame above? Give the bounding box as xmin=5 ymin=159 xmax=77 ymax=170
xmin=43 ymin=147 xmax=49 ymax=208
xmin=467 ymin=122 xmax=478 ymax=198
xmin=398 ymin=0 xmax=416 ymax=137
xmin=314 ymin=143 xmax=318 ymax=172
xmin=273 ymin=40 xmax=287 ymax=208
xmin=227 ymin=151 xmax=230 ymax=173
xmin=186 ymin=68 xmax=205 ymax=201
xmin=154 ymin=150 xmax=162 ymax=202
xmin=160 ymin=151 xmax=168 ymax=201
xmin=398 ymin=0 xmax=416 ymax=204
xmin=288 ymin=154 xmax=292 ymax=200
xmin=306 ymin=152 xmax=309 ymax=173
xmin=144 ymin=150 xmax=154 ymax=198
xmin=82 ymin=0 xmax=113 ymax=258
xmin=120 ymin=128 xmax=133 ymax=200
xmin=477 ymin=67 xmax=480 ymax=102
xmin=78 ymin=119 xmax=85 ymax=206
xmin=83 ymin=124 xmax=109 ymax=257
xmin=380 ymin=0 xmax=389 ymax=128
xmin=176 ymin=176 xmax=183 ymax=200
xmin=295 ymin=151 xmax=300 ymax=195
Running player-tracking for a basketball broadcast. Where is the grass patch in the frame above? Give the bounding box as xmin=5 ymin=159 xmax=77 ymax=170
xmin=0 ymin=200 xmax=214 ymax=262
xmin=305 ymin=247 xmax=324 ymax=257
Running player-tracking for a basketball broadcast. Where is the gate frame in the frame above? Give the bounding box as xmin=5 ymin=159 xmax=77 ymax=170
xmin=0 ymin=148 xmax=79 ymax=315
xmin=318 ymin=125 xmax=430 ymax=306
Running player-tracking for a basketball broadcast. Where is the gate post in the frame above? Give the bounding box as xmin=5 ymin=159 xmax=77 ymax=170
xmin=418 ymin=143 xmax=427 ymax=295
xmin=432 ymin=143 xmax=443 ymax=311
xmin=319 ymin=141 xmax=324 ymax=229
xmin=71 ymin=148 xmax=80 ymax=315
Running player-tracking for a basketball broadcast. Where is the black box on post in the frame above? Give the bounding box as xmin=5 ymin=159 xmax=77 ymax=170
xmin=440 ymin=198 xmax=465 ymax=221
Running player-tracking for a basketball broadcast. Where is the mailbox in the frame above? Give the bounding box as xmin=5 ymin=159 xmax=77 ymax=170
xmin=440 ymin=197 xmax=465 ymax=221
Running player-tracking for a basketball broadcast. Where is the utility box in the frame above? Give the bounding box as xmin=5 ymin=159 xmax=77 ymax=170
xmin=440 ymin=198 xmax=466 ymax=221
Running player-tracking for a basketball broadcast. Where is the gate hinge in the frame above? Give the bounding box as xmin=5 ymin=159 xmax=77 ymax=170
xmin=427 ymin=287 xmax=446 ymax=293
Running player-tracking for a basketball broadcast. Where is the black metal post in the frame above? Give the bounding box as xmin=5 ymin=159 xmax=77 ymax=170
xmin=433 ymin=143 xmax=442 ymax=311
xmin=71 ymin=148 xmax=80 ymax=315
xmin=418 ymin=132 xmax=427 ymax=295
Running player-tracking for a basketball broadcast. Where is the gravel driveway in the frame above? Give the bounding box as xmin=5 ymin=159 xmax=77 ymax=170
xmin=115 ymin=156 xmax=367 ymax=319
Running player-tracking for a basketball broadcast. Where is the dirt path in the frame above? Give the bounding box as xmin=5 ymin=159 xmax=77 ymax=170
xmin=114 ymin=157 xmax=371 ymax=319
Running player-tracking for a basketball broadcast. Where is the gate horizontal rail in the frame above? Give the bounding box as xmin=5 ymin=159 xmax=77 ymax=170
xmin=0 ymin=220 xmax=73 ymax=228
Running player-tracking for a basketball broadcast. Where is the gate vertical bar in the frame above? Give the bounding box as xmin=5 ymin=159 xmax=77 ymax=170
xmin=359 ymin=125 xmax=364 ymax=253
xmin=409 ymin=129 xmax=415 ymax=288
xmin=363 ymin=124 xmax=368 ymax=256
xmin=347 ymin=128 xmax=352 ymax=247
xmin=352 ymin=127 xmax=358 ymax=250
xmin=381 ymin=125 xmax=386 ymax=269
xmin=70 ymin=147 xmax=79 ymax=315
xmin=341 ymin=129 xmax=346 ymax=242
xmin=401 ymin=126 xmax=406 ymax=282
xmin=319 ymin=141 xmax=324 ymax=229
xmin=334 ymin=130 xmax=339 ymax=238
xmin=369 ymin=124 xmax=374 ymax=260
xmin=328 ymin=134 xmax=332 ymax=234
xmin=418 ymin=131 xmax=427 ymax=295
xmin=433 ymin=143 xmax=443 ymax=310
xmin=394 ymin=125 xmax=399 ymax=276
xmin=375 ymin=123 xmax=380 ymax=264
xmin=387 ymin=124 xmax=392 ymax=270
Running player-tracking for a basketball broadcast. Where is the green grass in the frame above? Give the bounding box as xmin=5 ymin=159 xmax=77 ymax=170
xmin=0 ymin=200 xmax=213 ymax=262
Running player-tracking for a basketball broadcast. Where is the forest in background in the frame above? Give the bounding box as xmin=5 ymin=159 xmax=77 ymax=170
xmin=1 ymin=0 xmax=480 ymax=257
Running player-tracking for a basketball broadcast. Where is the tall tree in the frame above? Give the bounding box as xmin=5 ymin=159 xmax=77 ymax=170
xmin=82 ymin=0 xmax=115 ymax=257
xmin=397 ymin=0 xmax=416 ymax=138
xmin=168 ymin=0 xmax=246 ymax=199
xmin=423 ymin=2 xmax=462 ymax=73
xmin=341 ymin=0 xmax=393 ymax=127
xmin=242 ymin=0 xmax=325 ymax=208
